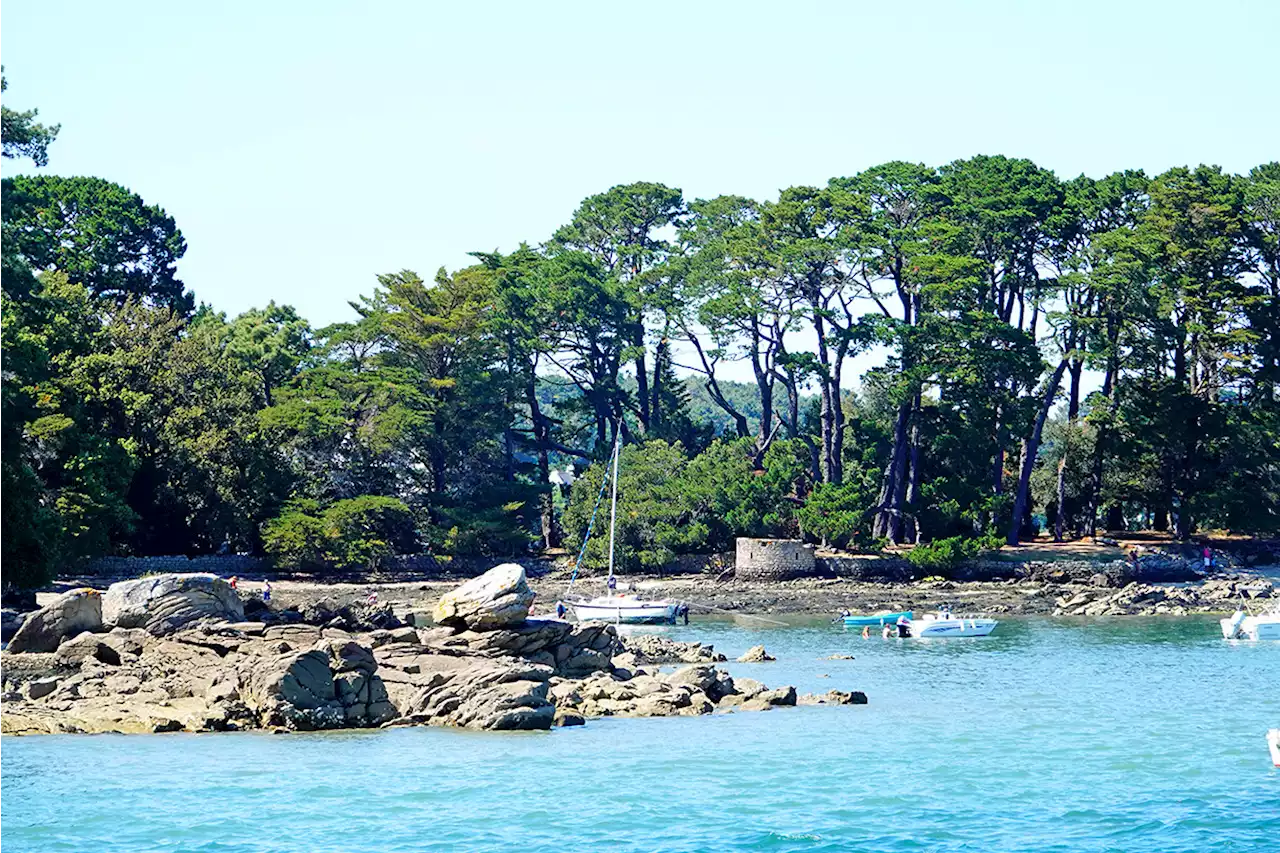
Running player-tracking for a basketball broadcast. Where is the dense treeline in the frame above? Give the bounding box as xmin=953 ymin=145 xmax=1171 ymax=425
xmin=2 ymin=79 xmax=1277 ymax=587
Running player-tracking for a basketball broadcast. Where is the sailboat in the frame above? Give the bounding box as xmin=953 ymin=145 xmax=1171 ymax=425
xmin=559 ymin=433 xmax=683 ymax=625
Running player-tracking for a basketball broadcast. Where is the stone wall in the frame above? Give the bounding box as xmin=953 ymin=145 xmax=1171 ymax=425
xmin=735 ymin=538 xmax=816 ymax=581
xmin=84 ymin=555 xmax=266 ymax=578
xmin=817 ymin=556 xmax=914 ymax=582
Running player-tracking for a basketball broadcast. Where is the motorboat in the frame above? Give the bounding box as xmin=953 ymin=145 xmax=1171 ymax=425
xmin=842 ymin=609 xmax=912 ymax=627
xmin=570 ymin=594 xmax=681 ymax=625
xmin=1220 ymin=602 xmax=1280 ymax=640
xmin=558 ymin=432 xmax=685 ymax=626
xmin=1269 ymin=730 xmax=1280 ymax=767
xmin=907 ymin=610 xmax=998 ymax=638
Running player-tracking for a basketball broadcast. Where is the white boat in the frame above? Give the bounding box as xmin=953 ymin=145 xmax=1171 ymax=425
xmin=558 ymin=432 xmax=684 ymax=626
xmin=570 ymin=594 xmax=681 ymax=625
xmin=1268 ymin=730 xmax=1280 ymax=767
xmin=907 ymin=610 xmax=998 ymax=638
xmin=1220 ymin=602 xmax=1280 ymax=640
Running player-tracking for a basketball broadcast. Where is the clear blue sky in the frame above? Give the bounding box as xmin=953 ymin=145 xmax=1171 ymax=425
xmin=3 ymin=0 xmax=1278 ymax=333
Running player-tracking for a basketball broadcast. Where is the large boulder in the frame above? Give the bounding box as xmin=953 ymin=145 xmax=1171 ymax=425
xmin=102 ymin=574 xmax=244 ymax=635
xmin=431 ymin=563 xmax=535 ymax=630
xmin=8 ymin=588 xmax=103 ymax=653
xmin=379 ymin=648 xmax=555 ymax=730
xmin=56 ymin=632 xmax=122 ymax=667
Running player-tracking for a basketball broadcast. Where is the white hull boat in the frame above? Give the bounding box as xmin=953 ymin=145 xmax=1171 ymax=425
xmin=558 ymin=432 xmax=685 ymax=627
xmin=1220 ymin=605 xmax=1280 ymax=641
xmin=1269 ymin=730 xmax=1280 ymax=767
xmin=908 ymin=612 xmax=998 ymax=638
xmin=570 ymin=594 xmax=680 ymax=625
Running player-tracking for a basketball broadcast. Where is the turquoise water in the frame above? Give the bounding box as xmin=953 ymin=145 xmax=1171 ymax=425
xmin=3 ymin=617 xmax=1278 ymax=852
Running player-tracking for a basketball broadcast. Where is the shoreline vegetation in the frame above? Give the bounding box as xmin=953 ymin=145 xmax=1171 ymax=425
xmin=2 ymin=85 xmax=1277 ymax=599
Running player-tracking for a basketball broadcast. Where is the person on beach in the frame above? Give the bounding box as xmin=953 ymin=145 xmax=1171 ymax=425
xmin=366 ymin=591 xmax=378 ymax=605
xmin=229 ymin=576 xmax=237 ymax=591
xmin=1203 ymin=546 xmax=1213 ymax=569
xmin=262 ymin=580 xmax=272 ymax=602
xmin=556 ymin=601 xmax=567 ymax=619
xmin=607 ymin=575 xmax=617 ymax=594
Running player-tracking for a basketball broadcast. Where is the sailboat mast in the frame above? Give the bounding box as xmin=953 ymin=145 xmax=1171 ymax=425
xmin=606 ymin=432 xmax=620 ymax=583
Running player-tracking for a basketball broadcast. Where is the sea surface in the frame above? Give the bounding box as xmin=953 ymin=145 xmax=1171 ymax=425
xmin=3 ymin=616 xmax=1278 ymax=852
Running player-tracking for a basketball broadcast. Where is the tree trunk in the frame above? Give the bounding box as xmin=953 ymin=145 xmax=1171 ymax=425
xmin=1054 ymin=358 xmax=1084 ymax=541
xmin=649 ymin=337 xmax=665 ymax=433
xmin=873 ymin=399 xmax=911 ymax=542
xmin=1006 ymin=358 xmax=1069 ymax=546
xmin=633 ymin=321 xmax=649 ymax=432
xmin=814 ymin=316 xmax=836 ymax=484
xmin=904 ymin=391 xmax=922 ymax=543
xmin=526 ymin=375 xmax=559 ymax=549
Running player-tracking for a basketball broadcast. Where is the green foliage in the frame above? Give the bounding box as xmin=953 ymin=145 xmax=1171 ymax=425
xmin=4 ymin=154 xmax=1280 ymax=589
xmin=905 ymin=534 xmax=1002 ymax=575
xmin=1 ymin=71 xmax=59 ymax=167
xmin=262 ymin=496 xmax=418 ymax=572
xmin=2 ymin=175 xmax=190 ymax=310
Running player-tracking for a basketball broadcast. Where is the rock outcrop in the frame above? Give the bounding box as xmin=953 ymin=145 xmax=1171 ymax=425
xmin=1052 ymin=577 xmax=1272 ymax=616
xmin=431 ymin=563 xmax=535 ymax=630
xmin=613 ymin=634 xmax=726 ymax=665
xmin=1 ymin=564 xmax=865 ymax=736
xmin=7 ymin=588 xmax=103 ymax=653
xmin=102 ymin=573 xmax=244 ymax=634
xmin=736 ymin=644 xmax=776 ymax=663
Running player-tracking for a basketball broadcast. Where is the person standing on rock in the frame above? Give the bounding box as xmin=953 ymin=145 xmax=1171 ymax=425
xmin=262 ymin=579 xmax=272 ymax=602
xmin=229 ymin=576 xmax=238 ymax=591
xmin=1203 ymin=546 xmax=1213 ymax=569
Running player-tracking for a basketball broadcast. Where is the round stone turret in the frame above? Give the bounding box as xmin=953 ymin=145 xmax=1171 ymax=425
xmin=734 ymin=538 xmax=816 ymax=581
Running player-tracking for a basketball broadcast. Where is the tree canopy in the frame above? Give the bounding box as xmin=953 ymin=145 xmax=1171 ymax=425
xmin=3 ymin=142 xmax=1277 ymax=588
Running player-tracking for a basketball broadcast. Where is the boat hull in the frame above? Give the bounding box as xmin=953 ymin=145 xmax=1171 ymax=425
xmin=569 ymin=599 xmax=679 ymax=625
xmin=1221 ymin=611 xmax=1280 ymax=640
xmin=843 ymin=610 xmax=912 ymax=627
xmin=912 ymin=618 xmax=998 ymax=638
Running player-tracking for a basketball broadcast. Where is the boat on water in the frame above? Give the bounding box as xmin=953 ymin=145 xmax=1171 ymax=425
xmin=571 ymin=594 xmax=681 ymax=625
xmin=843 ymin=609 xmax=913 ymax=627
xmin=559 ymin=433 xmax=684 ymax=626
xmin=907 ymin=609 xmax=999 ymax=638
xmin=1220 ymin=602 xmax=1280 ymax=640
xmin=1269 ymin=730 xmax=1280 ymax=767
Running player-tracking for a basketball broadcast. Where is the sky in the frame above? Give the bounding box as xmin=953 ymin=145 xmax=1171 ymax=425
xmin=3 ymin=0 xmax=1278 ymax=385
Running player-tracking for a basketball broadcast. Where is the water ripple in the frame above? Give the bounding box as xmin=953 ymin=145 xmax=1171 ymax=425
xmin=4 ymin=616 xmax=1279 ymax=852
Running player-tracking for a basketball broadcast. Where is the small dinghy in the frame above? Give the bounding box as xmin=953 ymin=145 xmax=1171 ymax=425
xmin=842 ymin=609 xmax=912 ymax=627
xmin=1268 ymin=730 xmax=1280 ymax=768
xmin=907 ymin=609 xmax=998 ymax=638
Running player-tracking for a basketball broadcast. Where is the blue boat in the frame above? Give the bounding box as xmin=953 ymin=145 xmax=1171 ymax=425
xmin=842 ymin=610 xmax=913 ymax=627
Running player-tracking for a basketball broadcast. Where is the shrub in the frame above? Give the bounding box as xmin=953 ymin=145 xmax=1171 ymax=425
xmin=262 ymin=495 xmax=418 ymax=571
xmin=905 ymin=534 xmax=1003 ymax=575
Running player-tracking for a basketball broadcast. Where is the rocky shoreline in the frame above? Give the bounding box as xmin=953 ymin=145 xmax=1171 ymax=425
xmin=0 ymin=566 xmax=862 ymax=737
